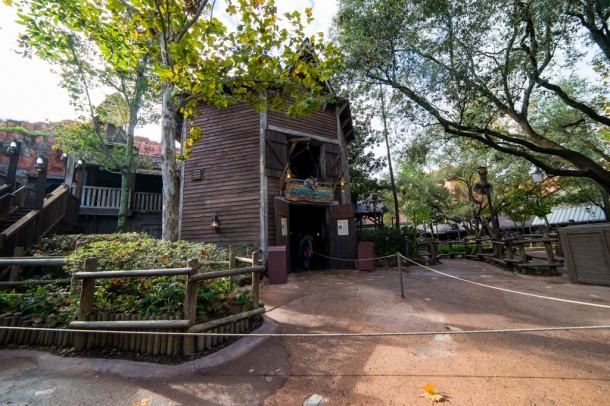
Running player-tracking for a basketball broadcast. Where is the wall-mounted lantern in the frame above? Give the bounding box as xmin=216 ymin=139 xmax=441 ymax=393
xmin=7 ymin=140 xmax=19 ymax=155
xmin=60 ymin=152 xmax=68 ymax=161
xmin=211 ymin=212 xmax=220 ymax=232
xmin=35 ymin=156 xmax=47 ymax=172
xmin=75 ymin=159 xmax=84 ymax=169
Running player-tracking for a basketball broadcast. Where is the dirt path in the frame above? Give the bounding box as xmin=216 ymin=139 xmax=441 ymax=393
xmin=1 ymin=260 xmax=609 ymax=405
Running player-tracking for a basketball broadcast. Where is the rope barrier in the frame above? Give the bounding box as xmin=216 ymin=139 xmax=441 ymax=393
xmin=0 ymin=325 xmax=608 ymax=337
xmin=312 ymin=251 xmax=395 ymax=262
xmin=398 ymin=254 xmax=610 ymax=309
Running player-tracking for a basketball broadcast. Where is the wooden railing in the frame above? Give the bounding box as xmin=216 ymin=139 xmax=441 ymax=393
xmin=134 ymin=191 xmax=162 ymax=212
xmin=0 ymin=185 xmax=76 ymax=257
xmin=0 ymin=184 xmax=12 ymax=221
xmin=69 ymin=252 xmax=264 ymax=355
xmin=75 ymin=186 xmax=162 ymax=212
xmin=80 ymin=186 xmax=122 ymax=209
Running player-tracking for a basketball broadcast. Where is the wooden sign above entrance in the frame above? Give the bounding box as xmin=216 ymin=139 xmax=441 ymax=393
xmin=285 ymin=183 xmax=334 ymax=203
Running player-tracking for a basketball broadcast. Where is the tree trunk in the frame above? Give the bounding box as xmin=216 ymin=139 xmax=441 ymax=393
xmin=379 ymin=85 xmax=400 ymax=230
xmin=118 ymin=68 xmax=148 ymax=233
xmin=161 ymin=82 xmax=180 ymax=241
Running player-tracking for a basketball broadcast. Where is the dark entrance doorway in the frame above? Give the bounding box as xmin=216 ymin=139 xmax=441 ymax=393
xmin=289 ymin=204 xmax=328 ymax=271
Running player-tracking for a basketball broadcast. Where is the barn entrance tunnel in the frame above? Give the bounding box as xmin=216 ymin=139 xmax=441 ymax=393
xmin=289 ymin=204 xmax=328 ymax=271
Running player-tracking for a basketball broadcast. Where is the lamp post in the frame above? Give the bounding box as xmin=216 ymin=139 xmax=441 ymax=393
xmin=531 ymin=167 xmax=550 ymax=231
xmin=34 ymin=156 xmax=48 ymax=210
xmin=6 ymin=140 xmax=20 ymax=191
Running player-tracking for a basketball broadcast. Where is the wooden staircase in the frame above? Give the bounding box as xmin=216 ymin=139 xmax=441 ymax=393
xmin=0 ymin=185 xmax=81 ymax=258
xmin=0 ymin=208 xmax=33 ymax=231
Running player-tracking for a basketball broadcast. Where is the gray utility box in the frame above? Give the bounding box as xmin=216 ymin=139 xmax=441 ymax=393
xmin=558 ymin=223 xmax=610 ymax=286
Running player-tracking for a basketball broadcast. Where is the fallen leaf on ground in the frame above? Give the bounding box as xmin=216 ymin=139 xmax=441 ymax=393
xmin=420 ymin=382 xmax=445 ymax=403
xmin=128 ymin=398 xmax=149 ymax=406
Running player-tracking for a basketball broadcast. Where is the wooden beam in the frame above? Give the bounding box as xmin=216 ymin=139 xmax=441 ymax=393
xmin=74 ymin=267 xmax=193 ymax=279
xmin=0 ymin=257 xmax=70 ymax=266
xmin=187 ymin=308 xmax=265 ymax=333
xmin=268 ymin=125 xmax=339 ymax=145
xmin=190 ymin=265 xmax=265 ymax=282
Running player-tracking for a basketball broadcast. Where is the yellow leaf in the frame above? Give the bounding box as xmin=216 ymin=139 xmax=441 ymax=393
xmin=420 ymin=382 xmax=446 ymax=403
xmin=305 ymin=7 xmax=312 ymax=17
xmin=422 ymin=382 xmax=436 ymax=395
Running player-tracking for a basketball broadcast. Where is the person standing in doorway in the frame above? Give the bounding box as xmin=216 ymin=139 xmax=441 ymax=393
xmin=300 ymin=234 xmax=311 ymax=270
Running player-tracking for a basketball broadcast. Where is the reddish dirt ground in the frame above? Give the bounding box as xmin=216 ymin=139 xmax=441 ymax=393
xmin=1 ymin=259 xmax=609 ymax=405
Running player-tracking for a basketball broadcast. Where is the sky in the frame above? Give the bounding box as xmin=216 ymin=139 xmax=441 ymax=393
xmin=0 ymin=1 xmax=338 ymax=141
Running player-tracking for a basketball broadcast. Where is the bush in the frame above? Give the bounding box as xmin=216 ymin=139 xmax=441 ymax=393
xmin=357 ymin=227 xmax=418 ymax=257
xmin=2 ymin=233 xmax=253 ymax=326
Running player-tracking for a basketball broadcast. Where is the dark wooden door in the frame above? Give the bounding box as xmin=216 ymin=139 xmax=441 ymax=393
xmin=329 ymin=204 xmax=357 ymax=269
xmin=274 ymin=197 xmax=290 ymax=269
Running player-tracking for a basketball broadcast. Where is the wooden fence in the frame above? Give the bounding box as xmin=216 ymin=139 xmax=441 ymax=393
xmin=0 ymin=252 xmax=265 ymax=356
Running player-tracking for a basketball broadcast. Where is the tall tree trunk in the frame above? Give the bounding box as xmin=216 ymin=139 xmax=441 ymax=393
xmin=118 ymin=68 xmax=148 ymax=233
xmin=161 ymin=82 xmax=180 ymax=241
xmin=379 ymin=86 xmax=400 ymax=229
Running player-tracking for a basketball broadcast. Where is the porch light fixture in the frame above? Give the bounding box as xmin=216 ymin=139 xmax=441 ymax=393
xmin=285 ymin=167 xmax=293 ymax=180
xmin=60 ymin=152 xmax=68 ymax=161
xmin=7 ymin=140 xmax=18 ymax=154
xmin=75 ymin=159 xmax=84 ymax=169
xmin=532 ymin=167 xmax=544 ymax=184
xmin=34 ymin=156 xmax=46 ymax=172
xmin=211 ymin=212 xmax=220 ymax=232
xmin=338 ymin=175 xmax=346 ymax=187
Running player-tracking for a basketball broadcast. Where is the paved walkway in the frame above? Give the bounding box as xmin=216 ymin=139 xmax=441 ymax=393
xmin=1 ymin=259 xmax=609 ymax=405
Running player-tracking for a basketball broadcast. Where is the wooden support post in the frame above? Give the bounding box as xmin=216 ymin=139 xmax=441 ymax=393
xmin=183 ymin=258 xmax=199 ymax=356
xmin=75 ymin=257 xmax=97 ymax=350
xmin=543 ymin=241 xmax=557 ymax=273
xmin=398 ymin=253 xmax=405 ymax=298
xmin=6 ymin=145 xmax=19 ymax=191
xmin=229 ymin=245 xmax=236 ymax=268
xmin=251 ymin=251 xmax=260 ymax=309
xmin=9 ymin=246 xmax=24 ymax=281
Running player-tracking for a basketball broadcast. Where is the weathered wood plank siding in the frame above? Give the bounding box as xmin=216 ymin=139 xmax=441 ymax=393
xmin=182 ymin=103 xmax=260 ymax=246
xmin=267 ymin=105 xmax=337 ymax=140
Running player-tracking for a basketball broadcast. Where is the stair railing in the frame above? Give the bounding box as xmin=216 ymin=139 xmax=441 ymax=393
xmin=0 ymin=185 xmax=73 ymax=257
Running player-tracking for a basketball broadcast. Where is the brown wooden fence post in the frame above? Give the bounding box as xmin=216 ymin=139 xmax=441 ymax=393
xmin=75 ymin=257 xmax=98 ymax=350
xmin=183 ymin=258 xmax=199 ymax=356
xmin=229 ymin=245 xmax=236 ymax=268
xmin=251 ymin=251 xmax=260 ymax=309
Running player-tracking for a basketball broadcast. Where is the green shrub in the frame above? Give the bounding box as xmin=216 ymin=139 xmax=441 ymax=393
xmin=3 ymin=233 xmax=253 ymax=326
xmin=437 ymin=245 xmax=450 ymax=255
xmin=357 ymin=227 xmax=418 ymax=257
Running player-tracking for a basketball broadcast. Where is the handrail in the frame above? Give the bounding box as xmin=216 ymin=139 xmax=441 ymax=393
xmin=0 ymin=184 xmax=73 ymax=257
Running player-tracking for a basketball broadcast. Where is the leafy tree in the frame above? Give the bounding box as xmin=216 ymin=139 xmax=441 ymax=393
xmin=9 ymin=0 xmax=156 ymax=232
xmin=334 ymin=0 xmax=610 ymax=197
xmin=347 ymin=115 xmax=385 ymax=204
xmin=102 ymin=0 xmax=343 ymax=241
xmin=9 ymin=0 xmax=343 ymax=241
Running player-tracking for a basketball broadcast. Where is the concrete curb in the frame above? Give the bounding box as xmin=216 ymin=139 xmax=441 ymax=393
xmin=0 ymin=316 xmax=277 ymax=379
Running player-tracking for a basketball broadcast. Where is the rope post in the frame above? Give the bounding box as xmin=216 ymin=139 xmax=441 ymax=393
xmin=183 ymin=258 xmax=199 ymax=356
xmin=398 ymin=253 xmax=405 ymax=298
xmin=75 ymin=257 xmax=98 ymax=350
xmin=251 ymin=251 xmax=260 ymax=309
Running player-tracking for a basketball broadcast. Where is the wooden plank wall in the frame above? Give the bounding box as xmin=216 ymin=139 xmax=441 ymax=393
xmin=267 ymin=106 xmax=337 ymax=139
xmin=266 ymin=106 xmax=340 ymax=245
xmin=182 ymin=103 xmax=261 ymax=246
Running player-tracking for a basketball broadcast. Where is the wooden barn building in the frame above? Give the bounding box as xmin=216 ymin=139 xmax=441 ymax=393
xmin=179 ymin=99 xmax=357 ymax=270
